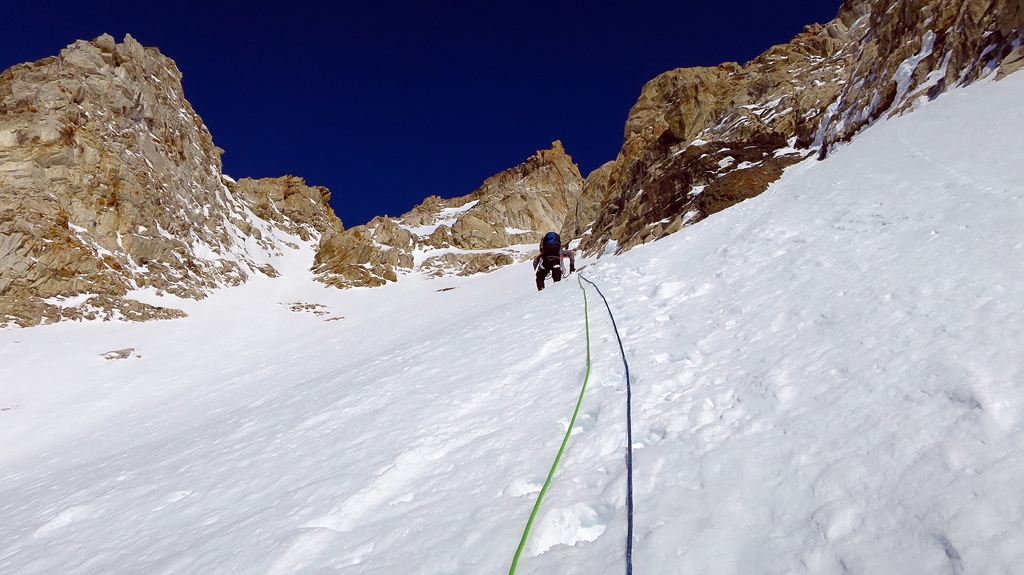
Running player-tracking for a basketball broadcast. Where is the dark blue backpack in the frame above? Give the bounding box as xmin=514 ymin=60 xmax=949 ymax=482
xmin=541 ymin=232 xmax=561 ymax=257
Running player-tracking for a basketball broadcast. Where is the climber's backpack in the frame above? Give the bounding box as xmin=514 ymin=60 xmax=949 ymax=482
xmin=541 ymin=232 xmax=561 ymax=260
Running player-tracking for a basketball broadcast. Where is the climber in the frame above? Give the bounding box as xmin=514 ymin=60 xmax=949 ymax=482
xmin=534 ymin=232 xmax=575 ymax=291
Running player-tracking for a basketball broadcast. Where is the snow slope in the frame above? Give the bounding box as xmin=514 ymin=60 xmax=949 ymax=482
xmin=2 ymin=72 xmax=1024 ymax=574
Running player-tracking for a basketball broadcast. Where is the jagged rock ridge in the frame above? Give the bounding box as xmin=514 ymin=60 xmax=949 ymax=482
xmin=0 ymin=32 xmax=583 ymax=325
xmin=0 ymin=34 xmax=340 ymax=327
xmin=820 ymin=0 xmax=1024 ymax=151
xmin=569 ymin=0 xmax=1024 ymax=255
xmin=5 ymin=0 xmax=1021 ymax=325
xmin=313 ymin=141 xmax=584 ymax=288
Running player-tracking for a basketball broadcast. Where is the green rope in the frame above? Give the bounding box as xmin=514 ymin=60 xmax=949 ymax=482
xmin=508 ymin=275 xmax=593 ymax=574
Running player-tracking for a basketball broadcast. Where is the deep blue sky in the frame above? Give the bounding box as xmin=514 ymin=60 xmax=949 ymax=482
xmin=4 ymin=1 xmax=841 ymax=226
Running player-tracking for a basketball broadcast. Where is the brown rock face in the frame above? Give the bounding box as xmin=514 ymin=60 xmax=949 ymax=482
xmin=10 ymin=0 xmax=1016 ymax=324
xmin=2 ymin=33 xmax=579 ymax=321
xmin=447 ymin=141 xmax=584 ymax=249
xmin=574 ymin=7 xmax=864 ymax=254
xmin=574 ymin=0 xmax=1024 ymax=255
xmin=820 ymin=0 xmax=1024 ymax=151
xmin=313 ymin=218 xmax=413 ymax=289
xmin=313 ymin=141 xmax=583 ymax=288
xmin=4 ymin=294 xmax=188 ymax=327
xmin=0 ymin=35 xmax=588 ymax=321
xmin=229 ymin=176 xmax=343 ymax=243
xmin=0 ymin=35 xmax=342 ymax=327
xmin=420 ymin=252 xmax=516 ymax=277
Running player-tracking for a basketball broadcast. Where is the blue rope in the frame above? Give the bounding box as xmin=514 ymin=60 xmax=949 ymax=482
xmin=578 ymin=273 xmax=634 ymax=575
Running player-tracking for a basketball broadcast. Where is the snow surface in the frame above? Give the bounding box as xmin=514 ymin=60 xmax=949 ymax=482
xmin=2 ymin=72 xmax=1024 ymax=574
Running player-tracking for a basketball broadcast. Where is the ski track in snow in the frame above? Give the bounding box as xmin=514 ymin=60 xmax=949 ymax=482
xmin=1 ymin=73 xmax=1024 ymax=574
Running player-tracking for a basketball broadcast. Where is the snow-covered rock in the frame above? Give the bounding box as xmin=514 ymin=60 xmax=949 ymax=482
xmin=572 ymin=0 xmax=1024 ymax=256
xmin=0 ymin=35 xmax=331 ymax=327
xmin=313 ymin=141 xmax=584 ymax=287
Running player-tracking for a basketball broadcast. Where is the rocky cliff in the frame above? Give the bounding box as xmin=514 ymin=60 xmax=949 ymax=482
xmin=0 ymin=32 xmax=584 ymax=326
xmin=820 ymin=0 xmax=1024 ymax=151
xmin=313 ymin=141 xmax=584 ymax=288
xmin=0 ymin=35 xmax=340 ymax=327
xmin=4 ymin=0 xmax=1021 ymax=326
xmin=569 ymin=0 xmax=1024 ymax=255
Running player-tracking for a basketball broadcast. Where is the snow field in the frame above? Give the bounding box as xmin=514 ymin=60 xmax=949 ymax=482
xmin=1 ymin=71 xmax=1023 ymax=573
xmin=0 ymin=250 xmax=633 ymax=573
xmin=586 ymin=72 xmax=1024 ymax=574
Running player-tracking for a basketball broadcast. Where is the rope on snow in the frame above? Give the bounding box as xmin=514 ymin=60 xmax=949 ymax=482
xmin=508 ymin=273 xmax=634 ymax=575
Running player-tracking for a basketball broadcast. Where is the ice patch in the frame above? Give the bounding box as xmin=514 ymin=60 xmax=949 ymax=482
xmin=892 ymin=31 xmax=937 ymax=110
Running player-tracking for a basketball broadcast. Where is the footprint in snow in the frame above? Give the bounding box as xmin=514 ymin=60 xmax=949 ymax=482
xmin=652 ymin=353 xmax=676 ymax=364
xmin=653 ymin=281 xmax=686 ymax=300
xmin=635 ymin=426 xmax=667 ymax=448
xmin=650 ymin=378 xmax=683 ymax=398
xmin=528 ymin=502 xmax=613 ymax=556
xmin=506 ymin=478 xmax=543 ymax=497
xmin=681 ymin=351 xmax=704 ymax=367
xmin=153 ymin=490 xmax=193 ymax=512
xmin=559 ymin=407 xmax=599 ymax=436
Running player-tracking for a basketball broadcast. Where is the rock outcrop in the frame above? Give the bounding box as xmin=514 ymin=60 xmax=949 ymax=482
xmin=569 ymin=4 xmax=865 ymax=254
xmin=228 ymin=175 xmax=343 ymax=245
xmin=7 ymin=0 xmax=1020 ymax=324
xmin=571 ymin=0 xmax=1024 ymax=255
xmin=313 ymin=141 xmax=583 ymax=288
xmin=0 ymin=33 xmax=579 ymax=324
xmin=0 ymin=35 xmax=340 ymax=327
xmin=820 ymin=0 xmax=1024 ymax=152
